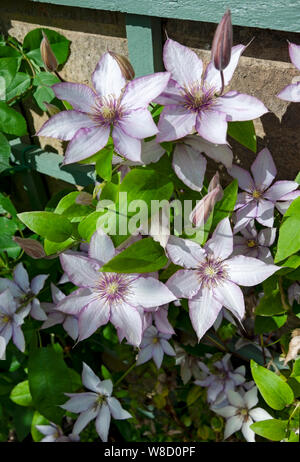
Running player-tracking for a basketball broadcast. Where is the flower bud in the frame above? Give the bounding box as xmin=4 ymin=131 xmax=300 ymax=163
xmin=190 ymin=173 xmax=223 ymax=228
xmin=13 ymin=237 xmax=46 ymax=259
xmin=44 ymin=102 xmax=60 ymax=116
xmin=40 ymin=30 xmax=58 ymax=72
xmin=109 ymin=51 xmax=135 ymax=80
xmin=211 ymin=9 xmax=233 ymax=71
xmin=75 ymin=191 xmax=93 ymax=206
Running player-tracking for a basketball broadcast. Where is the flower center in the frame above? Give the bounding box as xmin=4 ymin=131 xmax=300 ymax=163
xmin=247 ymin=239 xmax=257 ymax=248
xmin=152 ymin=337 xmax=159 ymax=344
xmin=252 ymin=189 xmax=262 ymax=199
xmin=92 ymin=95 xmax=123 ymax=126
xmin=97 ymin=273 xmax=132 ymax=304
xmin=0 ymin=314 xmax=10 ymax=324
xmin=182 ymin=82 xmax=216 ymax=113
xmin=197 ymin=257 xmax=228 ymax=289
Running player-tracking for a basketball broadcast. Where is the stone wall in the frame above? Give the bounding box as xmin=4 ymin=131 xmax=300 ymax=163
xmin=1 ymin=0 xmax=300 ymax=186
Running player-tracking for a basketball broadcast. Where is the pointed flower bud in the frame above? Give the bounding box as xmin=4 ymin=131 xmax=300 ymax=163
xmin=44 ymin=102 xmax=60 ymax=116
xmin=75 ymin=192 xmax=93 ymax=206
xmin=40 ymin=30 xmax=58 ymax=72
xmin=189 ymin=172 xmax=223 ymax=228
xmin=13 ymin=237 xmax=46 ymax=259
xmin=108 ymin=51 xmax=135 ymax=80
xmin=211 ymin=9 xmax=233 ymax=71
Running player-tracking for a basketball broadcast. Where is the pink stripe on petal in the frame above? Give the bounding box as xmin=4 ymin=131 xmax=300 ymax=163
xmin=226 ymin=255 xmax=280 ymax=286
xmin=112 ymin=126 xmax=142 ymax=162
xmin=156 ymin=105 xmax=197 ymax=142
xmin=37 ymin=110 xmax=96 ymax=141
xmin=264 ymin=180 xmax=299 ymax=202
xmin=119 ymin=108 xmax=158 ymax=139
xmin=167 ymin=270 xmax=200 ymax=300
xmin=78 ymin=299 xmax=110 ymax=341
xmin=154 ymin=79 xmax=184 ymax=105
xmin=213 ymin=281 xmax=245 ymax=320
xmin=166 ymin=235 xmax=206 ymax=268
xmin=216 ymin=91 xmax=268 ymax=121
xmin=129 ymin=277 xmax=176 ymax=308
xmin=196 ymin=110 xmax=228 ymax=145
xmin=110 ymin=303 xmax=143 ymax=347
xmin=60 ymin=253 xmax=101 ymax=288
xmin=122 ymin=72 xmax=171 ymax=109
xmin=52 ymin=82 xmax=97 ymax=113
xmin=205 ymin=217 xmax=233 ymax=260
xmin=64 ymin=126 xmax=110 ymax=164
xmin=189 ymin=286 xmax=222 ymax=341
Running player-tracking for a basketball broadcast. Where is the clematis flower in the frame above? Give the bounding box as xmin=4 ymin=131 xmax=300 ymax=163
xmin=61 ymin=362 xmax=132 ymax=442
xmin=41 ymin=283 xmax=78 ymax=341
xmin=195 ymin=353 xmax=245 ymax=405
xmin=155 ymin=39 xmax=268 ymax=145
xmin=143 ymin=304 xmax=175 ymax=336
xmin=0 ymin=289 xmax=25 ymax=352
xmin=166 ymin=217 xmax=280 ymax=340
xmin=275 ymin=189 xmax=300 ymax=215
xmin=229 ymin=148 xmax=300 ymax=232
xmin=0 ymin=263 xmax=48 ymax=321
xmin=232 ymin=221 xmax=276 ymax=263
xmin=36 ymin=422 xmax=80 ymax=442
xmin=277 ymin=42 xmax=300 ymax=102
xmin=136 ymin=325 xmax=176 ymax=369
xmin=57 ymin=229 xmax=176 ymax=346
xmin=174 ymin=344 xmax=204 ymax=384
xmin=212 ymin=387 xmax=273 ymax=442
xmin=37 ymin=52 xmax=170 ymax=164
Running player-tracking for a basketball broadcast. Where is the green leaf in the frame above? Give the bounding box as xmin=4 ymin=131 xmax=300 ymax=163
xmin=186 ymin=386 xmax=202 ymax=406
xmin=291 ymin=357 xmax=300 ymax=379
xmin=0 ymin=217 xmax=18 ymax=251
xmin=227 ymin=120 xmax=256 ymax=153
xmin=28 ymin=345 xmax=78 ymax=424
xmin=254 ymin=314 xmax=287 ymax=334
xmin=54 ymin=191 xmax=92 ymax=222
xmin=0 ymin=192 xmax=17 ymax=218
xmin=211 ymin=179 xmax=238 ymax=231
xmin=250 ymin=360 xmax=294 ymax=410
xmin=10 ymin=380 xmax=33 ymax=407
xmin=78 ymin=210 xmax=107 ymax=242
xmin=5 ymin=72 xmax=31 ymax=102
xmin=275 ymin=197 xmax=300 ymax=262
xmin=101 ymin=237 xmax=168 ymax=273
xmin=0 ymin=132 xmax=11 ymax=173
xmin=43 ymin=237 xmax=75 ymax=256
xmin=0 ymin=102 xmax=27 ymax=136
xmin=33 ymin=72 xmax=60 ymax=87
xmin=0 ymin=57 xmax=20 ymax=89
xmin=13 ymin=406 xmax=34 ymax=442
xmin=17 ymin=211 xmax=73 ymax=243
xmin=95 ymin=145 xmax=113 ymax=181
xmin=23 ymin=28 xmax=70 ymax=67
xmin=255 ymin=289 xmax=286 ymax=316
xmin=33 ymin=72 xmax=60 ymax=110
xmin=250 ymin=419 xmax=287 ymax=441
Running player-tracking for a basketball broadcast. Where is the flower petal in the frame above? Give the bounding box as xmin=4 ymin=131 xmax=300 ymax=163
xmin=256 ymin=199 xmax=274 ymax=227
xmin=154 ymin=79 xmax=184 ymax=105
xmin=257 ymin=228 xmax=276 ymax=247
xmin=14 ymin=263 xmax=29 ymax=292
xmin=184 ymin=134 xmax=233 ymax=168
xmin=212 ymin=405 xmax=237 ymax=418
xmin=251 ymin=148 xmax=277 ymax=190
xmin=12 ymin=325 xmax=25 ymax=352
xmin=233 ymin=201 xmax=258 ymax=234
xmin=61 ymin=392 xmax=97 ymax=413
xmin=152 ymin=344 xmax=164 ymax=369
xmin=154 ymin=306 xmax=175 ymax=335
xmin=244 ymin=387 xmax=258 ymax=409
xmin=31 ymin=298 xmax=47 ymax=321
xmin=140 ymin=139 xmax=165 ymax=165
xmin=204 ymin=44 xmax=246 ymax=92
xmin=166 ymin=270 xmax=200 ymax=299
xmin=107 ymin=397 xmax=132 ymax=420
xmin=196 ymin=110 xmax=228 ymax=145
xmin=31 ymin=274 xmax=48 ymax=295
xmin=188 ymin=287 xmax=223 ymax=341
xmin=96 ymin=380 xmax=113 ymax=397
xmin=78 ymin=299 xmax=110 ymax=341
xmin=95 ymin=403 xmax=111 ymax=442
xmin=88 ymin=229 xmax=115 ymax=265
xmin=82 ymin=362 xmax=101 ymax=392
xmin=160 ymin=338 xmax=175 ymax=356
xmin=277 ymin=82 xmax=300 ymax=102
xmin=166 ymin=235 xmax=206 ymax=268
xmin=156 ymin=105 xmax=196 ymax=142
xmin=129 ymin=277 xmax=176 ymax=308
xmin=241 ymin=419 xmax=255 ymax=442
xmin=52 ymin=82 xmax=97 ymax=113
xmin=224 ymin=415 xmax=243 ymax=440
xmin=112 ymin=126 xmax=142 ymax=162
xmin=92 ymin=52 xmax=126 ymax=98
xmin=119 ymin=109 xmax=158 ymax=139
xmin=59 ymin=253 xmax=100 ymax=288
xmin=227 ymin=389 xmax=244 ymax=408
xmin=122 ymin=72 xmax=171 ymax=109
xmin=37 ymin=110 xmax=96 ymax=141
xmin=73 ymin=407 xmax=98 ymax=435
xmin=228 ymin=165 xmax=255 ymax=192
xmin=205 ymin=217 xmax=233 ymax=260
xmin=289 ymin=42 xmax=300 ymax=70
xmin=216 ymin=91 xmax=268 ymax=121
xmin=163 ymin=39 xmax=203 ymax=88
xmin=249 ymin=407 xmax=273 ymax=422
xmin=0 ymin=289 xmax=17 ymax=315
xmin=57 ymin=288 xmax=96 ymax=315
xmin=64 ymin=126 xmax=110 ymax=165
xmin=226 ymin=255 xmax=280 ymax=286
xmin=136 ymin=344 xmax=154 ymax=365
xmin=173 ymin=143 xmax=206 ymax=192
xmin=110 ymin=302 xmax=143 ymax=347
xmin=264 ymin=180 xmax=299 ymax=202
xmin=213 ymin=281 xmax=245 ymax=321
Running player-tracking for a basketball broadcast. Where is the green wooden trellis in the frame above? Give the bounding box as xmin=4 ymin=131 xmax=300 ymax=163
xmin=7 ymin=0 xmax=300 ymax=203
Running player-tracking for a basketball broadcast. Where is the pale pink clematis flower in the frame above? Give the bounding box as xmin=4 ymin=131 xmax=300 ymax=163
xmin=0 ymin=289 xmax=25 ymax=352
xmin=277 ymin=42 xmax=300 ymax=102
xmin=41 ymin=283 xmax=79 ymax=341
xmin=143 ymin=304 xmax=175 ymax=336
xmin=229 ymin=148 xmax=300 ymax=232
xmin=37 ymin=52 xmax=170 ymax=164
xmin=155 ymin=39 xmax=268 ymax=145
xmin=36 ymin=422 xmax=80 ymax=442
xmin=61 ymin=363 xmax=131 ymax=442
xmin=57 ymin=229 xmax=176 ymax=347
xmin=166 ymin=217 xmax=280 ymax=341
xmin=136 ymin=325 xmax=176 ymax=369
xmin=0 ymin=263 xmax=48 ymax=321
xmin=232 ymin=221 xmax=276 ymax=263
xmin=212 ymin=387 xmax=273 ymax=442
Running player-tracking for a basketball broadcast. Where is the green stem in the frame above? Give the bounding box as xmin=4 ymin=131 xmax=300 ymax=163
xmin=114 ymin=362 xmax=136 ymax=387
